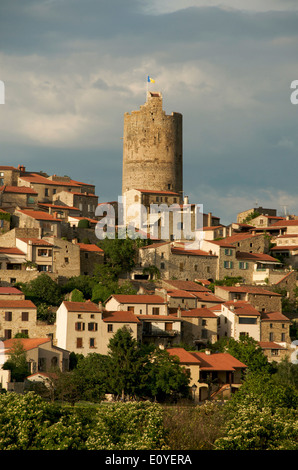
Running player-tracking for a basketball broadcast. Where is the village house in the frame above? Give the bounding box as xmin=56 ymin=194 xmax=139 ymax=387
xmin=0 ymin=298 xmax=38 ymax=340
xmin=55 ymin=300 xmax=142 ymax=356
xmin=172 ymin=307 xmax=218 ymax=348
xmin=77 ymin=242 xmax=104 ymax=275
xmin=167 ymin=347 xmax=247 ymax=402
xmin=0 ymin=166 xmax=20 ymax=187
xmin=213 ymin=285 xmax=282 ymax=313
xmin=53 ymin=190 xmax=98 ymax=219
xmin=0 ymin=337 xmax=70 ymax=391
xmin=0 ymin=186 xmax=38 ymax=211
xmin=0 ymin=286 xmax=25 ymax=300
xmin=13 ymin=209 xmax=62 ymax=238
xmin=235 ymin=251 xmax=283 ymax=285
xmin=105 ymin=294 xmax=168 ymax=316
xmin=237 ymin=206 xmax=277 ymax=224
xmin=137 ymin=241 xmax=218 ymax=282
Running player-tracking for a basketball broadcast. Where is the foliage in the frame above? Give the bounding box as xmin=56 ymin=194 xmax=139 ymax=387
xmin=214 ymin=371 xmax=298 ymax=450
xmin=2 ymin=340 xmax=29 ymax=382
xmin=70 ymin=288 xmax=85 ymax=302
xmin=91 ymin=279 xmax=136 ymax=305
xmin=208 ymin=276 xmax=243 ymax=292
xmin=78 ymin=219 xmax=90 ymax=228
xmin=242 ymin=211 xmax=260 ymax=224
xmin=85 ymin=401 xmax=169 ymax=450
xmin=142 ymin=265 xmax=161 ymax=280
xmin=163 ymin=402 xmax=225 ymax=450
xmin=16 ymin=274 xmax=63 ymax=306
xmin=0 ymin=392 xmax=88 ymax=450
xmin=36 ymin=302 xmax=56 ymax=324
xmin=211 ymin=335 xmax=274 ymax=373
xmin=61 ymin=275 xmax=96 ymax=300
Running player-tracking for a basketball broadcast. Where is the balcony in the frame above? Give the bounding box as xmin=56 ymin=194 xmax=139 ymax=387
xmin=142 ymin=328 xmax=180 ymax=337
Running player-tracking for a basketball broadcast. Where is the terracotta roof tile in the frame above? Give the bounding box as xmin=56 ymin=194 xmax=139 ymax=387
xmin=261 ymin=311 xmax=290 ymax=322
xmin=16 ymin=209 xmax=61 ymax=221
xmin=0 ymin=299 xmax=36 ymax=309
xmin=162 ymin=280 xmax=211 ymax=293
xmin=109 ymin=294 xmax=166 ymax=304
xmin=3 ymin=338 xmax=50 ymax=352
xmin=63 ymin=301 xmax=100 ymax=312
xmin=103 ymin=311 xmax=141 ymax=323
xmin=0 ymin=185 xmax=37 ymax=194
xmin=259 ymin=341 xmax=286 ymax=350
xmin=78 ymin=243 xmax=104 ymax=252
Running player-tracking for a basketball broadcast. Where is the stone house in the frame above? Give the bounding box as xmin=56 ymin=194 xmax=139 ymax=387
xmin=211 ymin=301 xmax=262 ymax=342
xmin=0 ymin=337 xmax=70 ymax=391
xmin=167 ymin=347 xmax=247 ymax=402
xmin=55 ymin=301 xmax=141 ymax=356
xmin=13 ymin=209 xmax=62 ymax=237
xmin=136 ymin=313 xmax=183 ymax=348
xmin=53 ymin=191 xmax=98 ymax=219
xmin=259 ymin=341 xmax=289 ymax=363
xmin=0 ymin=166 xmax=20 ymax=186
xmin=237 ymin=206 xmax=277 ymax=224
xmin=213 ymin=285 xmax=282 ymax=313
xmin=0 ymin=186 xmax=38 ymax=211
xmin=235 ymin=251 xmax=283 ymax=285
xmin=171 ymin=307 xmax=218 ymax=348
xmin=138 ymin=241 xmax=218 ymax=282
xmin=105 ymin=294 xmax=168 ymax=316
xmin=77 ymin=243 xmax=104 ymax=276
xmin=0 ymin=299 xmax=38 ymax=340
xmin=0 ymin=286 xmax=25 ymax=300
xmin=260 ymin=311 xmax=291 ymax=345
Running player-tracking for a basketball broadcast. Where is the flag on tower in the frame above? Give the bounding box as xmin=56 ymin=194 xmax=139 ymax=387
xmin=147 ymin=76 xmax=155 ymax=83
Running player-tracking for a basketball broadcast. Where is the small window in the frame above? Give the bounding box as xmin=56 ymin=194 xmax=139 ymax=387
xmin=89 ymin=338 xmax=95 ymax=348
xmin=22 ymin=312 xmax=29 ymax=321
xmin=5 ymin=312 xmax=12 ymax=321
xmin=76 ymin=338 xmax=83 ymax=348
xmin=107 ymin=324 xmax=113 ymax=332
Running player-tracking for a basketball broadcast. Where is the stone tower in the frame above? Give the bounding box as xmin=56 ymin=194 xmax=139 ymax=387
xmin=122 ymin=91 xmax=183 ymax=198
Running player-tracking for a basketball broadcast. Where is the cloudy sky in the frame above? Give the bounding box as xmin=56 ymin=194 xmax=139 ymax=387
xmin=0 ymin=0 xmax=298 ymax=224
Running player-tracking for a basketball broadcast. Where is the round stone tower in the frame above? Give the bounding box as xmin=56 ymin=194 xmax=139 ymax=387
xmin=122 ymin=91 xmax=183 ymax=198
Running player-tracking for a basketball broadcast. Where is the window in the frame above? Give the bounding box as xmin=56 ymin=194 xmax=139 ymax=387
xmin=269 ymin=332 xmax=274 ymax=341
xmin=202 ymin=319 xmax=207 ymax=326
xmin=239 ymin=317 xmax=257 ymax=324
xmin=85 ymin=253 xmax=89 ymax=259
xmin=45 ymin=188 xmax=49 ymax=197
xmin=271 ymin=349 xmax=279 ymax=356
xmin=64 ymin=257 xmax=69 ymax=264
xmin=152 ymin=307 xmax=160 ymax=315
xmin=89 ymin=338 xmax=95 ymax=348
xmin=88 ymin=322 xmax=98 ymax=331
xmin=21 ymin=329 xmax=28 ymax=336
xmin=75 ymin=322 xmax=85 ymax=331
xmin=179 ymin=262 xmax=184 ymax=272
xmin=160 ymin=262 xmax=165 ymax=269
xmin=4 ymin=330 xmax=12 ymax=339
xmin=201 ymin=329 xmax=207 ymax=339
xmin=107 ymin=324 xmax=113 ymax=333
xmin=5 ymin=312 xmax=12 ymax=321
xmin=53 ymin=189 xmax=56 ymax=195
xmin=22 ymin=312 xmax=29 ymax=321
xmin=76 ymin=338 xmax=83 ymax=348
xmin=194 ymin=265 xmax=197 ymax=272
xmin=224 ymin=248 xmax=233 ymax=256
xmin=224 ymin=261 xmax=233 ymax=269
xmin=239 ymin=262 xmax=248 ymax=270
xmin=281 ymin=333 xmax=285 ymax=342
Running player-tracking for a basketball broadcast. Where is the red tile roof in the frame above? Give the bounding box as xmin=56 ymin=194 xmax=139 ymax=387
xmin=166 ymin=290 xmax=197 ymax=299
xmin=0 ymin=287 xmax=23 ymax=295
xmin=236 ymin=252 xmax=281 ymax=263
xmin=102 ymin=311 xmax=141 ymax=323
xmin=3 ymin=337 xmax=50 ymax=352
xmin=271 ymin=245 xmax=298 ymax=251
xmin=215 ymin=285 xmax=281 ymax=296
xmin=17 ymin=237 xmax=53 ymax=246
xmin=0 ymin=299 xmax=36 ymax=309
xmin=259 ymin=341 xmax=286 ymax=350
xmin=0 ymin=185 xmax=38 ymax=194
xmin=192 ymin=352 xmax=247 ymax=370
xmin=0 ymin=166 xmax=17 ymax=170
xmin=19 ymin=173 xmax=81 ymax=187
xmin=78 ymin=243 xmax=104 ymax=253
xmin=16 ymin=209 xmax=61 ymax=221
xmin=261 ymin=311 xmax=290 ymax=322
xmin=190 ymin=291 xmax=225 ymax=303
xmin=140 ymin=241 xmax=170 ymax=250
xmin=0 ymin=247 xmax=25 ymax=255
xmin=38 ymin=203 xmax=80 ymax=211
xmin=63 ymin=301 xmax=100 ymax=312
xmin=137 ymin=314 xmax=183 ymax=321
xmin=162 ymin=280 xmax=211 ymax=293
xmin=222 ymin=301 xmax=261 ymax=316
xmin=269 ymin=219 xmax=298 ymax=227
xmin=109 ymin=294 xmax=166 ymax=304
xmin=171 ymin=247 xmax=216 ymax=257
xmin=167 ymin=348 xmax=247 ymax=370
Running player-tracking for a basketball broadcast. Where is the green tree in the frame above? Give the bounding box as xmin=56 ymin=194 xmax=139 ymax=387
xmin=211 ymin=335 xmax=273 ymax=373
xmin=85 ymin=401 xmax=169 ymax=450
xmin=71 ymin=353 xmax=110 ymax=402
xmin=16 ymin=274 xmax=63 ymax=306
xmin=2 ymin=339 xmax=29 ymax=382
xmin=106 ymin=327 xmax=145 ymax=400
xmin=70 ymin=288 xmax=85 ymax=302
xmin=61 ymin=275 xmax=96 ymax=300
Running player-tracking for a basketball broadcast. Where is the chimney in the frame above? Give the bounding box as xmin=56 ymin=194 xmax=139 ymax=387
xmin=184 ymin=195 xmax=189 ymax=205
xmin=205 ymin=349 xmax=211 ymax=355
xmin=208 ymin=212 xmax=212 ymax=227
xmin=177 ymin=306 xmax=181 ymax=318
